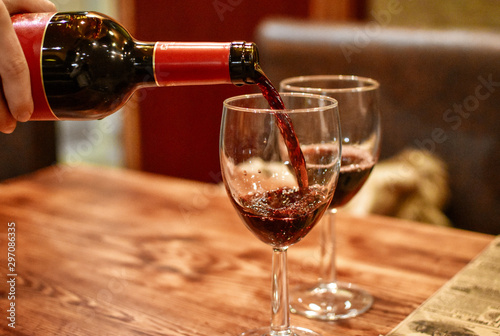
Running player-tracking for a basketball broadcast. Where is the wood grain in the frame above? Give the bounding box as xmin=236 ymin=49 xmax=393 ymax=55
xmin=0 ymin=165 xmax=493 ymax=335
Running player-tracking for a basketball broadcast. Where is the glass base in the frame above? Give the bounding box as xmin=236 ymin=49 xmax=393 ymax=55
xmin=290 ymin=281 xmax=373 ymax=321
xmin=240 ymin=326 xmax=321 ymax=336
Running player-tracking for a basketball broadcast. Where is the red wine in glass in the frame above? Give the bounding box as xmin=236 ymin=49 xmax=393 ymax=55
xmin=228 ymin=67 xmax=334 ymax=248
xmin=232 ymin=186 xmax=330 ymax=248
xmin=329 ymin=145 xmax=375 ymax=209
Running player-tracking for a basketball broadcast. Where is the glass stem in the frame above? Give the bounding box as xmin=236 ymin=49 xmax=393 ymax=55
xmin=270 ymin=247 xmax=292 ymax=336
xmin=319 ymin=208 xmax=337 ymax=285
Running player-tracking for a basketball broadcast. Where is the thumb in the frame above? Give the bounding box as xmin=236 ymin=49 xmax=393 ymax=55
xmin=5 ymin=0 xmax=57 ymax=14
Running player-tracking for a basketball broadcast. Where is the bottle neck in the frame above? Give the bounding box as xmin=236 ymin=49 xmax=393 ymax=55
xmin=134 ymin=41 xmax=259 ymax=87
xmin=229 ymin=41 xmax=260 ymax=86
xmin=131 ymin=42 xmax=156 ymax=86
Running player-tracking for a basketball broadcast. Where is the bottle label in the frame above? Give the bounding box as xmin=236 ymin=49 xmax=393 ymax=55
xmin=12 ymin=13 xmax=58 ymax=120
xmin=154 ymin=42 xmax=231 ymax=86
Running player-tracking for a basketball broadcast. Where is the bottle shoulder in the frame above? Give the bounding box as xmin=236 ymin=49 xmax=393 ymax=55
xmin=46 ymin=12 xmax=134 ymax=45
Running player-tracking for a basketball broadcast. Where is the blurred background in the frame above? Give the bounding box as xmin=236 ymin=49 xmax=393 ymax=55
xmin=55 ymin=0 xmax=500 ymax=176
xmin=1 ymin=0 xmax=498 ymax=234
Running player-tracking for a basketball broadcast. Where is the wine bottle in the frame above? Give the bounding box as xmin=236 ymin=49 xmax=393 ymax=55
xmin=11 ymin=11 xmax=260 ymax=120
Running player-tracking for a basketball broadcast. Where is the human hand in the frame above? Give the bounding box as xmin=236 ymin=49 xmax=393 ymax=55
xmin=0 ymin=0 xmax=56 ymax=133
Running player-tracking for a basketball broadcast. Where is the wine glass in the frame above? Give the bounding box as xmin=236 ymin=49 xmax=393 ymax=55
xmin=220 ymin=92 xmax=341 ymax=336
xmin=280 ymin=75 xmax=381 ymax=320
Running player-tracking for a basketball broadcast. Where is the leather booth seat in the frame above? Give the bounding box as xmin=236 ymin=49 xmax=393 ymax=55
xmin=256 ymin=19 xmax=499 ymax=234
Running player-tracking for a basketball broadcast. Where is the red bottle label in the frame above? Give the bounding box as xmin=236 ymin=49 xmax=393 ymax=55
xmin=154 ymin=42 xmax=231 ymax=86
xmin=12 ymin=13 xmax=57 ymax=120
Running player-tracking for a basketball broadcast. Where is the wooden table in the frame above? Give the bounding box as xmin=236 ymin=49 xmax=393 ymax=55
xmin=0 ymin=165 xmax=494 ymax=336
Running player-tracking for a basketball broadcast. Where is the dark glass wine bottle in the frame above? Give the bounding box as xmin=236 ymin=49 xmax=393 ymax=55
xmin=11 ymin=11 xmax=260 ymax=120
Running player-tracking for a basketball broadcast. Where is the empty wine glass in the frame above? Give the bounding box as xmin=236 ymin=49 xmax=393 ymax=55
xmin=220 ymin=92 xmax=341 ymax=336
xmin=281 ymin=75 xmax=381 ymax=320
